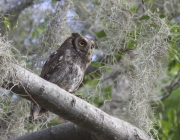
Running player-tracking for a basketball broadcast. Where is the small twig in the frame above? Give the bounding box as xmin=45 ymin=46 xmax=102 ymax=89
xmin=136 ymin=0 xmax=146 ymax=14
xmin=142 ymin=0 xmax=144 ymax=5
xmin=154 ymin=70 xmax=180 ymax=102
xmin=142 ymin=0 xmax=146 ymax=13
xmin=14 ymin=71 xmax=39 ymax=106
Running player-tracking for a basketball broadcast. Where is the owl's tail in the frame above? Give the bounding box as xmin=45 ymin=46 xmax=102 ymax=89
xmin=29 ymin=102 xmax=47 ymax=122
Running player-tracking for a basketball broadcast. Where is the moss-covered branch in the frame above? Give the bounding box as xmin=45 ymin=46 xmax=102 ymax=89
xmin=3 ymin=64 xmax=152 ymax=140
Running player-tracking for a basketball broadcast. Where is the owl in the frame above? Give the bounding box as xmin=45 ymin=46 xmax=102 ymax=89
xmin=30 ymin=33 xmax=95 ymax=120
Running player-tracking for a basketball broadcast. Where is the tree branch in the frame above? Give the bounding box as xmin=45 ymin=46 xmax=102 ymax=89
xmin=0 ymin=0 xmax=34 ymax=35
xmin=11 ymin=122 xmax=95 ymax=140
xmin=4 ymin=65 xmax=152 ymax=140
xmin=2 ymin=0 xmax=33 ymax=15
xmin=159 ymin=70 xmax=180 ymax=101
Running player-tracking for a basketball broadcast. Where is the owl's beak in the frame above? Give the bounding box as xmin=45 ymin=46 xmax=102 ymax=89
xmin=85 ymin=46 xmax=93 ymax=57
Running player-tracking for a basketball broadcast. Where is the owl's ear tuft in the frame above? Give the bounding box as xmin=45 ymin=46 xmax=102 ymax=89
xmin=71 ymin=33 xmax=81 ymax=38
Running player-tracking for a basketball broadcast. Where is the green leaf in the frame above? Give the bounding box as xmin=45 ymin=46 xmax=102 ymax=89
xmin=139 ymin=15 xmax=150 ymax=20
xmin=91 ymin=61 xmax=102 ymax=67
xmin=4 ymin=20 xmax=10 ymax=29
xmin=127 ymin=40 xmax=136 ymax=49
xmin=48 ymin=118 xmax=61 ymax=126
xmin=103 ymin=85 xmax=111 ymax=93
xmin=130 ymin=7 xmax=137 ymax=13
xmin=168 ymin=109 xmax=177 ymax=125
xmin=93 ymin=96 xmax=104 ymax=106
xmin=160 ymin=14 xmax=166 ymax=19
xmin=160 ymin=120 xmax=171 ymax=136
xmin=103 ymin=85 xmax=112 ymax=99
xmin=88 ymin=80 xmax=99 ymax=86
xmin=96 ymin=30 xmax=106 ymax=38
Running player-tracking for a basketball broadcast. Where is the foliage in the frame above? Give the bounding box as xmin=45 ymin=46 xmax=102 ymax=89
xmin=0 ymin=14 xmax=11 ymax=31
xmin=155 ymin=21 xmax=180 ymax=140
xmin=0 ymin=0 xmax=180 ymax=139
xmin=156 ymin=88 xmax=180 ymax=140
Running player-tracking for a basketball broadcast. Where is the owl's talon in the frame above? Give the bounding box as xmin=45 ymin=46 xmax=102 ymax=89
xmin=75 ymin=94 xmax=84 ymax=99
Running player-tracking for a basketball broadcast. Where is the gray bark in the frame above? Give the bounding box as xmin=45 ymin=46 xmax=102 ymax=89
xmin=5 ymin=65 xmax=152 ymax=140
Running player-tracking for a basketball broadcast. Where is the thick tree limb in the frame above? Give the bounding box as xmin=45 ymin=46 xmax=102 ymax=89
xmin=5 ymin=65 xmax=152 ymax=140
xmin=2 ymin=0 xmax=33 ymax=15
xmin=11 ymin=122 xmax=94 ymax=140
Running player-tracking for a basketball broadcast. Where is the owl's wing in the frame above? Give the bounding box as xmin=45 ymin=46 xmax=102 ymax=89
xmin=30 ymin=50 xmax=65 ymax=121
xmin=40 ymin=50 xmax=64 ymax=80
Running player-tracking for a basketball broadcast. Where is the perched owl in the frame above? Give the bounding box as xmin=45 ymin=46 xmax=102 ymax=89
xmin=30 ymin=33 xmax=95 ymax=120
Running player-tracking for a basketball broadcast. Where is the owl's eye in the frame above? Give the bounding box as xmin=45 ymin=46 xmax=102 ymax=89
xmin=79 ymin=40 xmax=86 ymax=46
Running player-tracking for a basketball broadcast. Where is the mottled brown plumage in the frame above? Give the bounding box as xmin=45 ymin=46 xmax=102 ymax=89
xmin=30 ymin=33 xmax=95 ymax=120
